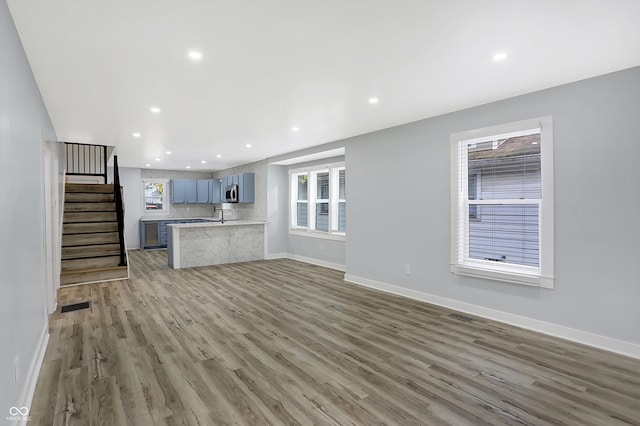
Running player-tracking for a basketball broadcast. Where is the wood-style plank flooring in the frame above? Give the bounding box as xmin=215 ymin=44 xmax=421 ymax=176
xmin=31 ymin=249 xmax=640 ymax=425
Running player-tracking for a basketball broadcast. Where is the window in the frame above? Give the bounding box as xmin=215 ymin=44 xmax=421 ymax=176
xmin=468 ymin=172 xmax=479 ymax=219
xmin=450 ymin=117 xmax=554 ymax=288
xmin=290 ymin=162 xmax=345 ymax=239
xmin=142 ymin=179 xmax=169 ymax=214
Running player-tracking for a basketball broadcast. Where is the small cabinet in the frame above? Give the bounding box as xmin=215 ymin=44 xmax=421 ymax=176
xmin=196 ymin=180 xmax=210 ymax=204
xmin=238 ymin=173 xmax=255 ymax=203
xmin=209 ymin=179 xmax=222 ymax=203
xmin=171 ymin=179 xmax=197 ymax=204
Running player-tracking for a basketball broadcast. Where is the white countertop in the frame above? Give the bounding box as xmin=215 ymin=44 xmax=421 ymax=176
xmin=167 ymin=220 xmax=266 ymax=228
xmin=139 ymin=216 xmax=217 ymax=222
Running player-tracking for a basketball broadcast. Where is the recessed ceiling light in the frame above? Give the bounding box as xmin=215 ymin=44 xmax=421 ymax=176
xmin=291 ymin=126 xmax=299 ymax=132
xmin=216 ymin=154 xmax=222 ymax=158
xmin=155 ymin=158 xmax=160 ymax=161
xmin=166 ymin=151 xmax=172 ymax=155
xmin=132 ymin=132 xmax=141 ymax=138
xmin=532 ymin=141 xmax=539 ymax=145
xmin=493 ymin=52 xmax=508 ymax=61
xmin=201 ymin=160 xmax=206 ymax=164
xmin=186 ymin=166 xmax=191 ymax=169
xmin=188 ymin=50 xmax=203 ymax=61
xmin=245 ymin=144 xmax=252 ymax=148
xmin=369 ymin=97 xmax=379 ymax=104
xmin=146 ymin=164 xmax=151 ymax=167
xmin=150 ymin=106 xmax=161 ymax=114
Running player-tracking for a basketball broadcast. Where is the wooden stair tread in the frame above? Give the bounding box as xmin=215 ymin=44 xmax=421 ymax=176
xmin=64 ymin=202 xmax=116 ymax=213
xmin=62 ymin=255 xmax=123 ymax=271
xmin=60 ymin=264 xmax=128 ymax=286
xmin=63 ymin=222 xmax=118 ymax=234
xmin=65 ymin=183 xmax=114 ymax=193
xmin=63 ymin=212 xmax=117 ymax=223
xmin=62 ymin=243 xmax=121 ymax=260
xmin=60 ymin=265 xmax=127 ymax=275
xmin=62 ymin=232 xmax=120 ymax=247
xmin=65 ymin=193 xmax=114 ymax=203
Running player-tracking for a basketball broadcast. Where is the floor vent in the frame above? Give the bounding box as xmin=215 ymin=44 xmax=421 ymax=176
xmin=448 ymin=313 xmax=474 ymax=323
xmin=60 ymin=301 xmax=91 ymax=313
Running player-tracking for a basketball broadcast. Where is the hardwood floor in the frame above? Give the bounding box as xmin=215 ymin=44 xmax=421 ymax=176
xmin=31 ymin=249 xmax=640 ymax=425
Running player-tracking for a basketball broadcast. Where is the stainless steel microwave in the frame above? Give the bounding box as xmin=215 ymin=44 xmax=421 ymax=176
xmin=224 ymin=184 xmax=239 ymax=203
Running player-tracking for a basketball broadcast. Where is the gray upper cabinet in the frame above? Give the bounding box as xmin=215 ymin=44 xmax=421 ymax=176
xmin=209 ymin=179 xmax=222 ymax=203
xmin=171 ymin=179 xmax=197 ymax=204
xmin=196 ymin=180 xmax=210 ymax=203
xmin=171 ymin=178 xmax=221 ymax=204
xmin=238 ymin=173 xmax=255 ymax=203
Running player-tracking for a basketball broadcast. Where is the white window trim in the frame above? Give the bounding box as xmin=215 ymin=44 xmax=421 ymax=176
xmin=289 ymin=162 xmax=346 ymax=241
xmin=450 ymin=116 xmax=554 ymax=289
xmin=142 ymin=178 xmax=170 ymax=215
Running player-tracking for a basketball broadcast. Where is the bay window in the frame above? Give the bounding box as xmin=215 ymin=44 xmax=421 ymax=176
xmin=290 ymin=162 xmax=345 ymax=238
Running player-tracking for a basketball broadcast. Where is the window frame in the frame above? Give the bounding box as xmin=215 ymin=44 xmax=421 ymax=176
xmin=291 ymin=174 xmax=309 ymax=229
xmin=142 ymin=178 xmax=170 ymax=215
xmin=450 ymin=116 xmax=554 ymax=288
xmin=289 ymin=162 xmax=346 ymax=241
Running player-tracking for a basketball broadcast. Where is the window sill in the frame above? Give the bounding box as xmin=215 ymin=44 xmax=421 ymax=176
xmin=451 ymin=264 xmax=554 ymax=289
xmin=289 ymin=229 xmax=346 ymax=242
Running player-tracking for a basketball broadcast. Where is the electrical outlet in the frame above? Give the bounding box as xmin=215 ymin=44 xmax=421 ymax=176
xmin=14 ymin=355 xmax=19 ymax=383
xmin=404 ymin=264 xmax=411 ymax=275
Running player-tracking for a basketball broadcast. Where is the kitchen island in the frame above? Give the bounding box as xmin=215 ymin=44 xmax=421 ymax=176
xmin=167 ymin=220 xmax=266 ymax=269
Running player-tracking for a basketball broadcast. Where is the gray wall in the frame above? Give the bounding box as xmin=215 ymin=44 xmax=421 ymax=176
xmin=117 ymin=167 xmax=142 ymax=250
xmin=266 ymin=164 xmax=289 ymax=255
xmin=346 ymin=66 xmax=640 ymax=345
xmin=0 ymin=0 xmax=57 ymax=413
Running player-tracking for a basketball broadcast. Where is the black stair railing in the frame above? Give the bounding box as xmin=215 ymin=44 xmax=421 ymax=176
xmin=64 ymin=142 xmax=108 ymax=183
xmin=113 ymin=156 xmax=127 ymax=266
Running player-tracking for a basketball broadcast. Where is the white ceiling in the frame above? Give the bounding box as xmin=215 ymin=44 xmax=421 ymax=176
xmin=8 ymin=0 xmax=640 ymax=171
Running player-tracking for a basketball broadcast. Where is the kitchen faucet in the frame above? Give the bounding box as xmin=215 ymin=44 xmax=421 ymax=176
xmin=215 ymin=204 xmax=225 ymax=224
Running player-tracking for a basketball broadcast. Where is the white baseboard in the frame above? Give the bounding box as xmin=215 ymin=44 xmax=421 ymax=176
xmin=16 ymin=324 xmax=49 ymax=424
xmin=265 ymin=252 xmax=346 ymax=272
xmin=286 ymin=254 xmax=345 ymax=272
xmin=265 ymin=252 xmax=288 ymax=260
xmin=344 ymin=274 xmax=640 ymax=360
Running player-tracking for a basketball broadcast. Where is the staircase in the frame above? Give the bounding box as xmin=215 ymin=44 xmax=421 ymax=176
xmin=61 ymin=183 xmax=129 ymax=285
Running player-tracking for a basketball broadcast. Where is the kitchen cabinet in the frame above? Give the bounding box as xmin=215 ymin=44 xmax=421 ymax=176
xmin=238 ymin=172 xmax=254 ymax=203
xmin=171 ymin=179 xmax=197 ymax=204
xmin=196 ymin=180 xmax=210 ymax=204
xmin=220 ymin=173 xmax=254 ymax=203
xmin=209 ymin=179 xmax=222 ymax=203
xmin=172 ymin=179 xmax=221 ymax=204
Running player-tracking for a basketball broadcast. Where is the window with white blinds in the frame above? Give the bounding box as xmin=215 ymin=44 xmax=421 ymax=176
xmin=290 ymin=162 xmax=346 ymax=239
xmin=450 ymin=117 xmax=554 ymax=288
